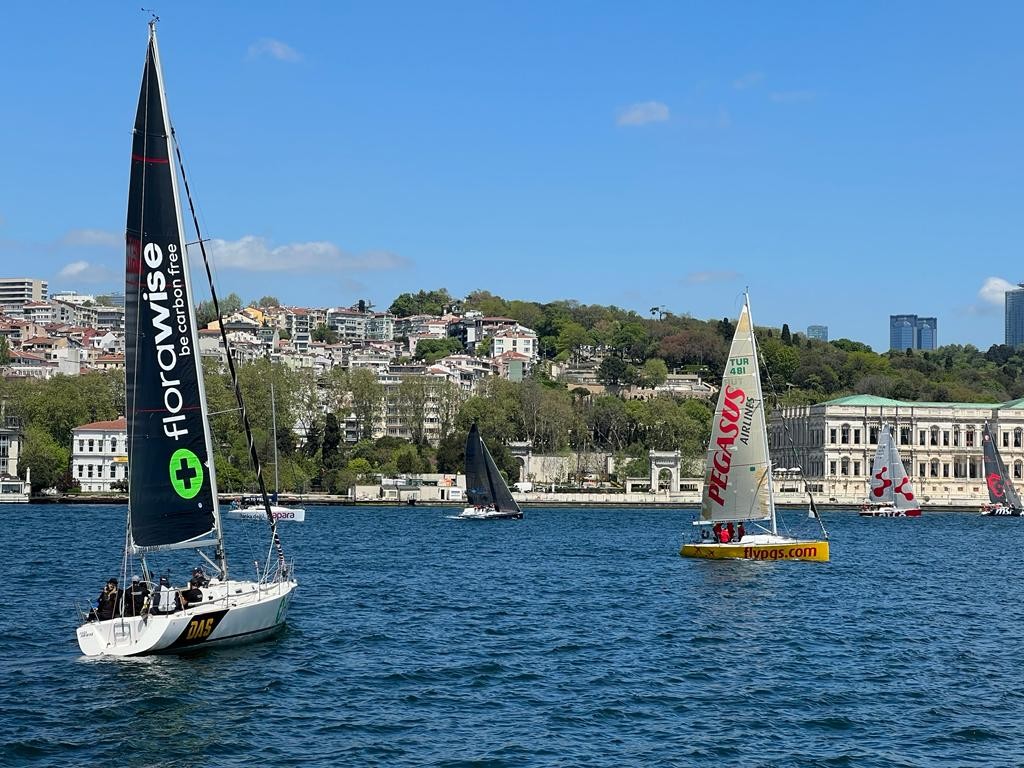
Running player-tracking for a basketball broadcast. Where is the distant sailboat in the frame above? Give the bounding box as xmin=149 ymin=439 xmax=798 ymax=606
xmin=227 ymin=380 xmax=306 ymax=522
xmin=75 ymin=21 xmax=296 ymax=656
xmin=680 ymin=293 xmax=829 ymax=561
xmin=860 ymin=424 xmax=921 ymax=517
xmin=459 ymin=424 xmax=523 ymax=520
xmin=980 ymin=422 xmax=1023 ymax=516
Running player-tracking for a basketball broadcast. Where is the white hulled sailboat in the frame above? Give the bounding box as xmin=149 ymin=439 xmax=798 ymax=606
xmin=458 ymin=424 xmax=523 ymax=520
xmin=76 ymin=21 xmax=296 ymax=656
xmin=680 ymin=294 xmax=829 ymax=562
xmin=859 ymin=424 xmax=921 ymax=517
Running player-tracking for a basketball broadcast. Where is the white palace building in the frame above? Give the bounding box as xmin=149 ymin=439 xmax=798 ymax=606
xmin=769 ymin=394 xmax=1024 ymax=507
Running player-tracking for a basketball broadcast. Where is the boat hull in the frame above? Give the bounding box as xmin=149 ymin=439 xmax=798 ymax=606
xmin=981 ymin=505 xmax=1024 ymax=517
xmin=76 ymin=578 xmax=296 ymax=657
xmin=859 ymin=505 xmax=921 ymax=517
xmin=459 ymin=506 xmax=523 ymax=520
xmin=226 ymin=505 xmax=305 ymax=522
xmin=681 ymin=537 xmax=829 ymax=562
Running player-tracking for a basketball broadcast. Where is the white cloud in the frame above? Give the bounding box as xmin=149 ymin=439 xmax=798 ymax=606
xmin=56 ymin=260 xmax=116 ymax=284
xmin=57 ymin=260 xmax=90 ymax=278
xmin=733 ymin=71 xmax=764 ymax=90
xmin=979 ymin=276 xmax=1016 ymax=307
xmin=770 ymin=90 xmax=815 ymax=104
xmin=206 ymin=235 xmax=410 ymax=273
xmin=684 ymin=270 xmax=740 ymax=285
xmin=616 ymin=101 xmax=670 ymax=127
xmin=247 ymin=38 xmax=301 ymax=62
xmin=60 ymin=228 xmax=121 ymax=248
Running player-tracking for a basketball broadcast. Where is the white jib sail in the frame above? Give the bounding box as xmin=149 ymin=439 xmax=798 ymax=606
xmin=867 ymin=424 xmax=896 ymax=505
xmin=887 ymin=429 xmax=918 ymax=511
xmin=700 ymin=302 xmax=772 ymax=523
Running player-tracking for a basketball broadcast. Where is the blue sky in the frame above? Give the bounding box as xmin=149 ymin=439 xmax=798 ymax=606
xmin=1 ymin=1 xmax=1021 ymax=351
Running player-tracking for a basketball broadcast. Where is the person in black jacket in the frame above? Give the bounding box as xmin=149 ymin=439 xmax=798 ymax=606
xmin=95 ymin=578 xmax=121 ymax=621
xmin=123 ymin=574 xmax=150 ymax=617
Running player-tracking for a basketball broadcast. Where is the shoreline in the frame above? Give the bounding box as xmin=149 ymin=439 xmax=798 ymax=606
xmin=14 ymin=493 xmax=987 ymax=512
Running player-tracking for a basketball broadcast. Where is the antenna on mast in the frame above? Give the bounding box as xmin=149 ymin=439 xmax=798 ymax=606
xmin=141 ymin=7 xmax=160 ymax=23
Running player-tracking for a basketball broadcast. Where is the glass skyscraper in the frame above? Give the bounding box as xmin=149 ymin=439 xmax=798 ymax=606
xmin=890 ymin=314 xmax=937 ymax=351
xmin=1006 ymin=285 xmax=1024 ymax=348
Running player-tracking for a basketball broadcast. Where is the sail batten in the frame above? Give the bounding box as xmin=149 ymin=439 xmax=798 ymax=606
xmin=125 ymin=25 xmax=218 ymax=550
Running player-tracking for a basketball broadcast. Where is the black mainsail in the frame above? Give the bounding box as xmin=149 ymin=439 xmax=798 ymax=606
xmin=982 ymin=422 xmax=1022 ymax=510
xmin=125 ymin=26 xmax=221 ymax=551
xmin=464 ymin=424 xmax=521 ymax=515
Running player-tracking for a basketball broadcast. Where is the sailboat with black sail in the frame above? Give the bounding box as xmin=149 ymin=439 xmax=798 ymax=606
xmin=859 ymin=423 xmax=921 ymax=517
xmin=680 ymin=293 xmax=829 ymax=561
xmin=459 ymin=424 xmax=523 ymax=520
xmin=981 ymin=422 xmax=1023 ymax=516
xmin=75 ymin=21 xmax=296 ymax=657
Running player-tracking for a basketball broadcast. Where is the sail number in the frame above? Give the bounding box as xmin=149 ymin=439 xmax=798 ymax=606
xmin=727 ymin=357 xmax=749 ymax=376
xmin=184 ymin=617 xmax=216 ymax=641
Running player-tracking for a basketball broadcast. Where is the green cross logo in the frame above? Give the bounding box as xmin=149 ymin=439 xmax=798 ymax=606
xmin=169 ymin=448 xmax=204 ymax=499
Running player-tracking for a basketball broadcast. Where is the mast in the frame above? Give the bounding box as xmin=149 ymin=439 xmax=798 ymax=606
xmin=271 ymin=379 xmax=279 ymax=494
xmin=746 ymin=292 xmax=779 ymax=535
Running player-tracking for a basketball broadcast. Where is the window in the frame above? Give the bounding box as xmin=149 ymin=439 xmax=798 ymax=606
xmin=841 ymin=425 xmax=850 ymax=444
xmin=1016 ymin=461 xmax=1023 ymax=480
xmin=943 ymin=463 xmax=950 ymax=478
xmin=829 ymin=461 xmax=837 ymax=476
xmin=1004 ymin=432 xmax=1011 ymax=448
xmin=841 ymin=458 xmax=850 ymax=476
xmin=853 ymin=461 xmax=861 ymax=476
xmin=88 ymin=439 xmax=94 ymax=452
xmin=111 ymin=437 xmax=117 ymax=452
xmin=930 ymin=427 xmax=939 ymax=446
xmin=930 ymin=459 xmax=939 ymax=477
xmin=919 ymin=463 xmax=926 ymax=477
xmin=1016 ymin=429 xmax=1023 ymax=448
xmin=943 ymin=431 xmax=949 ymax=447
xmin=919 ymin=430 xmax=926 ymax=446
xmin=830 ymin=429 xmax=837 ymax=444
xmin=953 ymin=427 xmax=960 ymax=447
xmin=78 ymin=439 xmax=84 ymax=452
xmin=87 ymin=464 xmax=94 ymax=478
xmin=900 ymin=427 xmax=911 ymax=445
xmin=109 ymin=465 xmax=116 ymax=478
xmin=870 ymin=426 xmax=879 ymax=444
xmin=854 ymin=429 xmax=861 ymax=445
xmin=77 ymin=464 xmax=83 ymax=478
xmin=966 ymin=429 xmax=975 ymax=447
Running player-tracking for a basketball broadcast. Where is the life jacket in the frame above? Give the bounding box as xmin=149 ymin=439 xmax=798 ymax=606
xmin=154 ymin=585 xmax=177 ymax=613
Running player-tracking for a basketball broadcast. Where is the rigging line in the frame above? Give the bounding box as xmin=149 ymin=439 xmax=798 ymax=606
xmin=172 ymin=135 xmax=287 ymax=577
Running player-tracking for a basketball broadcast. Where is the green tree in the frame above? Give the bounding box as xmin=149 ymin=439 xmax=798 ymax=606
xmin=19 ymin=424 xmax=69 ymax=491
xmin=349 ymin=368 xmax=384 ymax=439
xmin=257 ymin=296 xmax=280 ymax=308
xmin=312 ymin=324 xmax=339 ymax=344
xmin=640 ymin=358 xmax=669 ymax=388
xmin=414 ymin=337 xmax=463 ymax=363
xmin=0 ymin=336 xmax=10 ymax=365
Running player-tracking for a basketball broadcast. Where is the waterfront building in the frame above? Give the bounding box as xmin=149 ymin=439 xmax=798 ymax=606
xmin=0 ymin=405 xmax=30 ymax=500
xmin=769 ymin=394 xmax=1024 ymax=505
xmin=807 ymin=325 xmax=828 ymax=342
xmin=1005 ymin=283 xmax=1024 ymax=348
xmin=71 ymin=418 xmax=128 ymax=493
xmin=889 ymin=314 xmax=938 ymax=351
xmin=0 ymin=278 xmax=48 ymax=308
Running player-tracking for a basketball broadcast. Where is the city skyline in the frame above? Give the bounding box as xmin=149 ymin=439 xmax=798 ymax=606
xmin=1 ymin=3 xmax=1022 ymax=352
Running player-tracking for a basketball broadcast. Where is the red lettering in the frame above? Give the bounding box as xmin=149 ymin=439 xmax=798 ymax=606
xmin=724 ymin=385 xmax=746 ymax=405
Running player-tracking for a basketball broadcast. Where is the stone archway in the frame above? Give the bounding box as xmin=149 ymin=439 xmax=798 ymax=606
xmin=649 ymin=450 xmax=681 ymax=493
xmin=508 ymin=441 xmax=532 ymax=484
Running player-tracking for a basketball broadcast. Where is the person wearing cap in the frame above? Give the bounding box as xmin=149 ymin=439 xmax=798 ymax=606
xmin=95 ymin=578 xmax=121 ymax=621
xmin=190 ymin=566 xmax=209 ymax=588
xmin=124 ymin=574 xmax=150 ymax=617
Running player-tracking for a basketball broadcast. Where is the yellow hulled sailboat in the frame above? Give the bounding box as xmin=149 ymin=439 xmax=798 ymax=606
xmin=680 ymin=294 xmax=829 ymax=562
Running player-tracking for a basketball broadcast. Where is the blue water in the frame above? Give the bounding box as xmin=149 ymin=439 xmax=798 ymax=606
xmin=2 ymin=504 xmax=1021 ymax=767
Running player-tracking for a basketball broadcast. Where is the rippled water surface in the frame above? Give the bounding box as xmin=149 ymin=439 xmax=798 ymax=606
xmin=2 ymin=504 xmax=1022 ymax=767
